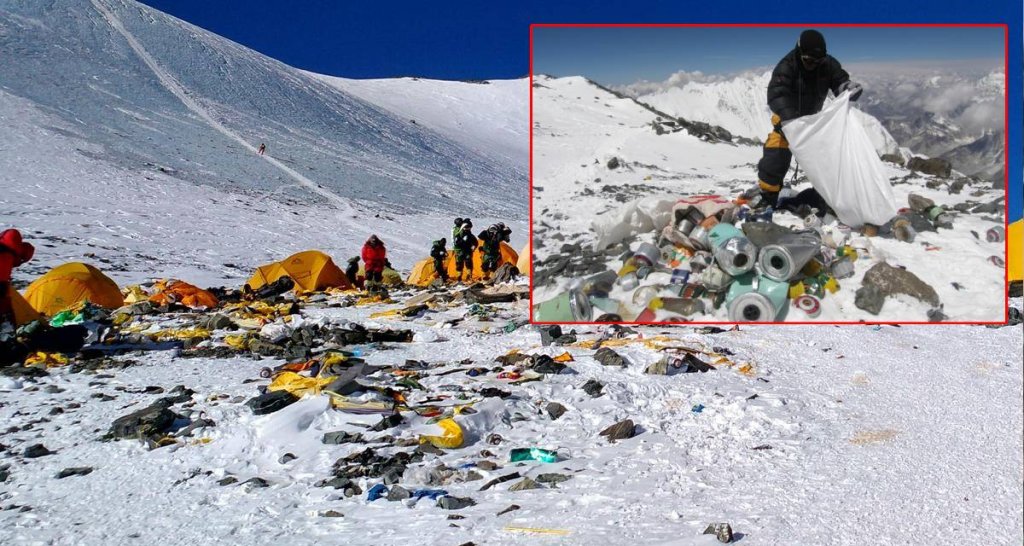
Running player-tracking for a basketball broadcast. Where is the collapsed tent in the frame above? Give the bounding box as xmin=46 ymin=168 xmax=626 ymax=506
xmin=356 ymin=263 xmax=403 ymax=287
xmin=247 ymin=250 xmax=352 ymax=293
xmin=407 ymin=242 xmax=519 ymax=287
xmin=25 ymin=262 xmax=124 ymax=316
xmin=149 ymin=280 xmax=219 ymax=309
xmin=783 ymin=90 xmax=897 ymax=227
xmin=5 ymin=285 xmax=41 ymax=326
xmin=517 ymin=242 xmax=530 ymax=278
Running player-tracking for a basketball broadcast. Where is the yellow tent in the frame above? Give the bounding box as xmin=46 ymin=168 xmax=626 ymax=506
xmin=516 ymin=242 xmax=530 ymax=277
xmin=406 ymin=241 xmax=519 ymax=286
xmin=356 ymin=263 xmax=403 ymax=287
xmin=5 ymin=286 xmax=41 ymax=326
xmin=247 ymin=250 xmax=352 ymax=293
xmin=25 ymin=262 xmax=124 ymax=316
xmin=1008 ymin=219 xmax=1021 ymax=283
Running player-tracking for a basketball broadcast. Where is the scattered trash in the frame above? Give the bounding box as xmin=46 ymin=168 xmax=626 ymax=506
xmin=509 ymin=448 xmax=559 ymax=463
xmin=703 ymin=522 xmax=734 ymax=543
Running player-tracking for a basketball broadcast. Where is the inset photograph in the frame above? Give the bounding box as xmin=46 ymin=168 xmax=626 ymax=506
xmin=530 ymin=25 xmax=1009 ymax=323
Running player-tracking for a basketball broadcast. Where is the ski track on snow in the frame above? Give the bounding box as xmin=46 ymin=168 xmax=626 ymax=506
xmin=90 ymin=0 xmax=358 ymax=224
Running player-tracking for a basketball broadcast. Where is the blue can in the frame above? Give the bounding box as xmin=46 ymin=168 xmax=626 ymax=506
xmin=670 ymin=269 xmax=690 ymax=285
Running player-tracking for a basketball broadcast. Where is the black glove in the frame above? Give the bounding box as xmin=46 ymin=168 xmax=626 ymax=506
xmin=839 ymin=81 xmax=863 ymax=102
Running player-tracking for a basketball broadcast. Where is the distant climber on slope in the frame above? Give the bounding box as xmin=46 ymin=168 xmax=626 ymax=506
xmin=453 ymin=221 xmax=478 ymax=282
xmin=257 ymin=143 xmax=266 ymax=156
xmin=753 ymin=29 xmax=862 ymax=211
xmin=0 ymin=228 xmax=35 ymax=327
xmin=361 ymin=235 xmax=386 ymax=292
xmin=430 ymin=238 xmax=449 ymax=283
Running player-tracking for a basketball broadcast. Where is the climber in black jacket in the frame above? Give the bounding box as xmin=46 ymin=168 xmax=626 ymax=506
xmin=755 ymin=29 xmax=862 ymax=208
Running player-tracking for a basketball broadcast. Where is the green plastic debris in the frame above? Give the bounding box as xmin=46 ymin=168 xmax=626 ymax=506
xmin=509 ymin=447 xmax=559 ymax=463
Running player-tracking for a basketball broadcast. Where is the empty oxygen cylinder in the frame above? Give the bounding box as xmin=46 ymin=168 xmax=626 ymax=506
xmin=708 ymin=223 xmax=757 ymax=276
xmin=533 ymin=288 xmax=592 ymax=322
xmin=633 ymin=242 xmax=661 ymax=266
xmin=758 ymin=231 xmax=823 ymax=282
xmin=725 ymin=273 xmax=789 ymax=322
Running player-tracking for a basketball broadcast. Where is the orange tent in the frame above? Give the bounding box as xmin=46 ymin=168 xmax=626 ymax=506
xmin=5 ymin=286 xmax=41 ymax=326
xmin=149 ymin=280 xmax=219 ymax=308
xmin=247 ymin=250 xmax=352 ymax=293
xmin=24 ymin=262 xmax=124 ymax=316
xmin=516 ymin=242 xmax=530 ymax=277
xmin=407 ymin=241 xmax=518 ymax=286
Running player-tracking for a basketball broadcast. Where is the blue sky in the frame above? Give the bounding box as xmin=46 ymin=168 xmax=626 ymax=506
xmin=532 ymin=26 xmax=1006 ymax=85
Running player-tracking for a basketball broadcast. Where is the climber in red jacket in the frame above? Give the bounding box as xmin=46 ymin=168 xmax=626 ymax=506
xmin=360 ymin=235 xmax=387 ymax=291
xmin=0 ymin=228 xmax=35 ymax=325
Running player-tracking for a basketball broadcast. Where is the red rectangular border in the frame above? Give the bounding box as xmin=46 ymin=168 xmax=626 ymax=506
xmin=528 ymin=23 xmax=1010 ymax=326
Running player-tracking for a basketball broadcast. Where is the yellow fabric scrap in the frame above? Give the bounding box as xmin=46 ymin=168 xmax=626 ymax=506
xmin=355 ymin=295 xmax=395 ymax=306
xmin=320 ymin=352 xmax=348 ymax=370
xmin=122 ymin=285 xmax=151 ymax=304
xmin=223 ymin=334 xmax=250 ymax=349
xmin=267 ymin=371 xmax=337 ymax=398
xmin=418 ymin=418 xmax=464 ymax=449
xmin=552 ymin=352 xmax=574 ymax=363
xmin=149 ymin=328 xmax=211 ymax=341
xmin=25 ymin=351 xmax=70 ymax=368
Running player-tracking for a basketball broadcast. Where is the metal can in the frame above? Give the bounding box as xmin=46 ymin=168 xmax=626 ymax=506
xmin=792 ymin=294 xmax=822 ymax=318
xmin=678 ymin=283 xmax=706 ymax=299
xmin=669 ymin=269 xmax=691 ymax=285
xmin=986 ymin=226 xmax=1005 ymax=243
xmin=634 ymin=242 xmax=661 ymax=267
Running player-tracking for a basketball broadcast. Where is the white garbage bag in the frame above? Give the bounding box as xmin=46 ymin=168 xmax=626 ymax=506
xmin=782 ymin=91 xmax=897 ymax=227
xmin=592 ymin=196 xmax=675 ymax=250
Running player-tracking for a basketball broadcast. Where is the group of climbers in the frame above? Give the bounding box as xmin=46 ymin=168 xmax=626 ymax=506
xmin=430 ymin=218 xmax=512 ymax=283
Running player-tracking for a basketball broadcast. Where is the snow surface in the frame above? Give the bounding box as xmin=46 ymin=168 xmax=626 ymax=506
xmin=531 ymin=76 xmax=1006 ymax=322
xmin=0 ymin=293 xmax=1020 ymax=545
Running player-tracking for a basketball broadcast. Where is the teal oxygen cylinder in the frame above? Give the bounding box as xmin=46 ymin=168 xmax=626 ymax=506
xmin=725 ymin=272 xmax=789 ymax=322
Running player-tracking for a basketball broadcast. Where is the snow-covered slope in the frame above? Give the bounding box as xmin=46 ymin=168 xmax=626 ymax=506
xmin=312 ymin=75 xmax=528 ymax=176
xmin=532 ymin=76 xmax=1007 ymax=321
xmin=0 ymin=0 xmax=525 ymax=218
xmin=0 ymin=88 xmax=527 ymax=287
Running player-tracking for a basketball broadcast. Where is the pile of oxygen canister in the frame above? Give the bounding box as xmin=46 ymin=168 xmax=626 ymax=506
xmin=534 ymin=198 xmax=867 ymax=323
